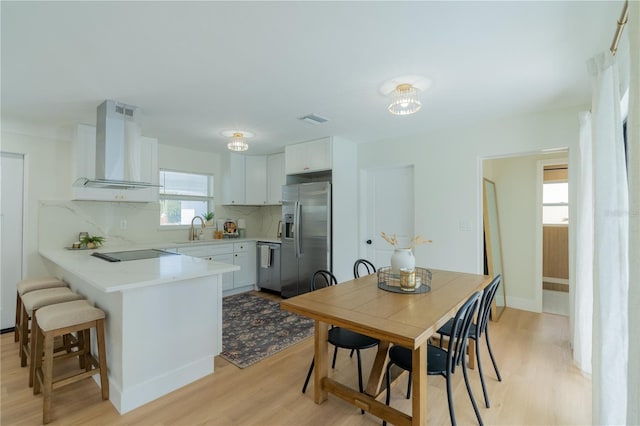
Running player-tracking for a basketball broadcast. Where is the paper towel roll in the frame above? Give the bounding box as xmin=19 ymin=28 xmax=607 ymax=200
xmin=237 ymin=219 xmax=246 ymax=229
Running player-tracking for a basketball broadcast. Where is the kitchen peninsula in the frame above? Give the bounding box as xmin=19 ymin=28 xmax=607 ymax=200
xmin=39 ymin=246 xmax=239 ymax=414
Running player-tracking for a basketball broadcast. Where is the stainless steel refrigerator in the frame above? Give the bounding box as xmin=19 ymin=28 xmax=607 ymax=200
xmin=280 ymin=182 xmax=331 ymax=298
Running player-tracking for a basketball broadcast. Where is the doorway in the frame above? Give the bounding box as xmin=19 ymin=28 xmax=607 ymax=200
xmin=360 ymin=166 xmax=414 ymax=266
xmin=540 ymin=160 xmax=570 ymax=316
xmin=1 ymin=152 xmax=25 ymax=330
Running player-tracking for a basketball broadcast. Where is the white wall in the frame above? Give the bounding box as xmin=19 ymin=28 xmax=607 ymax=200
xmin=358 ymin=106 xmax=581 ymax=310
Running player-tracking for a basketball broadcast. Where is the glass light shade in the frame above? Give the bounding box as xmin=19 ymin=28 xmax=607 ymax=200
xmin=388 ymin=83 xmax=422 ymax=116
xmin=227 ymin=132 xmax=248 ymax=152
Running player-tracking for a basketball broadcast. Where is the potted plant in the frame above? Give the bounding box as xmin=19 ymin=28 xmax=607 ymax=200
xmin=202 ymin=212 xmax=215 ymax=227
xmin=80 ymin=235 xmax=105 ymax=249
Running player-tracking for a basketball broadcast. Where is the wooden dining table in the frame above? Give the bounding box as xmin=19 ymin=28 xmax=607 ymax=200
xmin=280 ymin=269 xmax=491 ymax=426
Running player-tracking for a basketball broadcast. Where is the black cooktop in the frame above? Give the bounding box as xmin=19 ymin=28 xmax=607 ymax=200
xmin=91 ymin=249 xmax=179 ymax=262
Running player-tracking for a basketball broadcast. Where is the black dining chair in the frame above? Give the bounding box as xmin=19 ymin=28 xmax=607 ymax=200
xmin=383 ymin=291 xmax=483 ymax=426
xmin=353 ymin=259 xmax=376 ymax=278
xmin=437 ymin=275 xmax=502 ymax=408
xmin=302 ymin=270 xmax=379 ymax=413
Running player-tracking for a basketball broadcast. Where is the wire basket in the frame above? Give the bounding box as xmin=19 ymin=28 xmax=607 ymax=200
xmin=377 ymin=266 xmax=432 ymax=294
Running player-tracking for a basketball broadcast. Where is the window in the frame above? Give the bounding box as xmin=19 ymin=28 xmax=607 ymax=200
xmin=159 ymin=170 xmax=214 ymax=226
xmin=542 ymin=166 xmax=568 ymax=225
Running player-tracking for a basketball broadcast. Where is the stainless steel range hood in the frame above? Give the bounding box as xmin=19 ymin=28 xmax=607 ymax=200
xmin=73 ymin=100 xmax=160 ymax=190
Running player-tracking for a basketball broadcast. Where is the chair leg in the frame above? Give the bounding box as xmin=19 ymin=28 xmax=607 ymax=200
xmin=355 ymin=350 xmax=365 ymax=414
xmin=485 ymin=329 xmax=502 ymax=381
xmin=445 ymin=372 xmax=457 ymax=426
xmin=332 ymin=346 xmax=338 ymax=369
xmin=20 ymin=305 xmax=29 ymax=367
xmin=406 ymin=372 xmax=412 ymax=399
xmin=302 ymin=358 xmax=314 ymax=394
xmin=350 ymin=348 xmax=355 ymax=358
xmin=461 ymin=355 xmax=484 ymax=426
xmin=475 ymin=337 xmax=490 ymax=408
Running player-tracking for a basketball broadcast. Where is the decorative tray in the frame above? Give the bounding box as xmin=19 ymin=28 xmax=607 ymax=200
xmin=377 ymin=266 xmax=432 ymax=294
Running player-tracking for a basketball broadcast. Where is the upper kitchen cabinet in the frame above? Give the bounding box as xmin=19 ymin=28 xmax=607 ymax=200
xmin=245 ymin=156 xmax=267 ymax=204
xmin=222 ymin=153 xmax=247 ymax=205
xmin=72 ymin=124 xmax=159 ymax=202
xmin=222 ymin=153 xmax=284 ymax=205
xmin=267 ymin=153 xmax=285 ymax=204
xmin=285 ymin=137 xmax=332 ymax=175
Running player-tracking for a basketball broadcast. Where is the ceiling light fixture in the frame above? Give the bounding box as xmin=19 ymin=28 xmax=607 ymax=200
xmin=388 ymin=83 xmax=421 ymax=116
xmin=380 ymin=75 xmax=431 ymax=116
xmin=222 ymin=130 xmax=254 ymax=152
xmin=227 ymin=132 xmax=248 ymax=152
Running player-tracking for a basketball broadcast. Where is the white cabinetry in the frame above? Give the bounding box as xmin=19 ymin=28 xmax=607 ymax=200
xmin=222 ymin=154 xmax=284 ymax=205
xmin=232 ymin=242 xmax=256 ymax=288
xmin=72 ymin=124 xmax=159 ymax=202
xmin=176 ymin=241 xmax=256 ymax=294
xmin=222 ymin=153 xmax=246 ymax=205
xmin=285 ymin=137 xmax=332 ymax=175
xmin=267 ymin=153 xmax=285 ymax=204
xmin=245 ymin=156 xmax=267 ymax=205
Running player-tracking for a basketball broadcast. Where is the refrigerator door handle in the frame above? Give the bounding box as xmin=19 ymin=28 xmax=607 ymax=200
xmin=295 ymin=201 xmax=302 ymax=258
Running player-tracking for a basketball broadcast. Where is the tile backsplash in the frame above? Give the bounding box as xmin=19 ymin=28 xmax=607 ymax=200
xmin=38 ymin=200 xmax=282 ymax=249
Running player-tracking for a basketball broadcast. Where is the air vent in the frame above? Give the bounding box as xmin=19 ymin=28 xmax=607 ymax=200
xmin=299 ymin=114 xmax=328 ymax=125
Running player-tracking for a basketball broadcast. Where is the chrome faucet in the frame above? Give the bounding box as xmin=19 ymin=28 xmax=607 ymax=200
xmin=189 ymin=216 xmax=206 ymax=241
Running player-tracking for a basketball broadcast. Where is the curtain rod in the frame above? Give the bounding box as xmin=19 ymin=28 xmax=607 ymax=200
xmin=610 ymin=0 xmax=629 ymax=56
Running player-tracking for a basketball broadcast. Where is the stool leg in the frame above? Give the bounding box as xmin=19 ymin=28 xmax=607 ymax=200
xmin=33 ymin=324 xmax=43 ymax=395
xmin=14 ymin=292 xmax=21 ymax=342
xmin=96 ymin=319 xmax=109 ymax=400
xmin=77 ymin=331 xmax=86 ymax=370
xmin=28 ymin=311 xmax=40 ymax=387
xmin=20 ymin=305 xmax=30 ymax=367
xmin=42 ymin=332 xmax=55 ymax=424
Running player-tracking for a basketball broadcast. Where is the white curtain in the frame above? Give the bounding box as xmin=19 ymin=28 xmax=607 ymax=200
xmin=573 ymin=111 xmax=593 ymax=375
xmin=626 ymin=2 xmax=640 ymax=424
xmin=587 ymin=49 xmax=630 ymax=425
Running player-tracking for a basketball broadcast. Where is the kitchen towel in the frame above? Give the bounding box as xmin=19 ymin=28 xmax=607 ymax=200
xmin=260 ymin=245 xmax=271 ymax=268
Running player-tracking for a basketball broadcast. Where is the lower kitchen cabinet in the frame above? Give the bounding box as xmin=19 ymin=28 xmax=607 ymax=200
xmin=175 ymin=241 xmax=256 ymax=294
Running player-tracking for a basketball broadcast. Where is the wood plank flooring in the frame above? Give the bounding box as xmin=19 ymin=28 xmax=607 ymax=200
xmin=1 ymin=296 xmax=591 ymax=425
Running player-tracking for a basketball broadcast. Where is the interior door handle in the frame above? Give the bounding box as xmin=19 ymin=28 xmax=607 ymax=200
xmin=366 ymin=239 xmax=372 ymax=245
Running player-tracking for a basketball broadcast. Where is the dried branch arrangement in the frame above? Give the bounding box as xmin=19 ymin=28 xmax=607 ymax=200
xmin=380 ymin=232 xmax=432 ymax=249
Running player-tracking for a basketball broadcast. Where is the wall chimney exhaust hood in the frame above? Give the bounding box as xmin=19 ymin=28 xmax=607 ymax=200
xmin=73 ymin=100 xmax=161 ymax=190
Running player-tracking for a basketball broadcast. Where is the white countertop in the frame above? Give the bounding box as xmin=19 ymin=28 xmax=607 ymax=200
xmin=40 ymin=246 xmax=240 ymax=293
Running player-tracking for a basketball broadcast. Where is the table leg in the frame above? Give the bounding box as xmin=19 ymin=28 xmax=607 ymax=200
xmin=412 ymin=342 xmax=427 ymax=425
xmin=365 ymin=340 xmax=390 ymax=396
xmin=314 ymin=320 xmax=329 ymax=403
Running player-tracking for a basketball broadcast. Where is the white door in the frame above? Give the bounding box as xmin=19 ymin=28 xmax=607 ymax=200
xmin=362 ymin=166 xmax=414 ymax=267
xmin=1 ymin=152 xmax=24 ymax=329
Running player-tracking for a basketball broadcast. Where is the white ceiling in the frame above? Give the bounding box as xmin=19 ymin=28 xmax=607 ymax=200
xmin=1 ymin=1 xmax=624 ymax=155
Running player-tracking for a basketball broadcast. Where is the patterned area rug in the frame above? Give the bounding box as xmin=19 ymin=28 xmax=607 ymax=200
xmin=220 ymin=293 xmax=314 ymax=368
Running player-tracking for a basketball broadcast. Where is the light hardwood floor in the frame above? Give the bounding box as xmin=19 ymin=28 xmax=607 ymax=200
xmin=1 ymin=300 xmax=591 ymax=425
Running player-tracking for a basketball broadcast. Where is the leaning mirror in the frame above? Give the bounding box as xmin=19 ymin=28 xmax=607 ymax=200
xmin=483 ymin=178 xmax=506 ymax=320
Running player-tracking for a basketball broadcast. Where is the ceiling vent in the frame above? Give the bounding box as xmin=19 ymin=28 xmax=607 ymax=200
xmin=299 ymin=114 xmax=328 ymax=125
